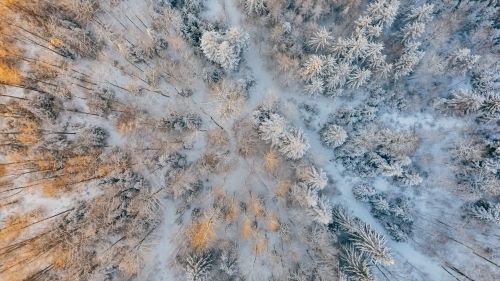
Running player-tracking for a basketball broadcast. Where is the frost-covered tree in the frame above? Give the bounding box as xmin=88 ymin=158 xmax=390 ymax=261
xmin=309 ymin=27 xmax=332 ymax=52
xmin=200 ymin=28 xmax=249 ymax=71
xmin=348 ymin=35 xmax=369 ymax=60
xmin=257 ymin=113 xmax=288 ymax=147
xmin=479 ymin=93 xmax=500 ymax=116
xmin=330 ymin=37 xmax=351 ymax=61
xmin=351 ymin=224 xmax=394 ymax=265
xmin=449 ymin=49 xmax=481 ymax=75
xmin=395 ymin=171 xmax=423 ymax=186
xmin=394 ymin=50 xmax=424 ymax=79
xmin=298 ymin=165 xmax=328 ymax=190
xmin=401 ymin=22 xmax=426 ymax=43
xmin=279 ymin=127 xmax=310 ymax=160
xmin=185 ymin=253 xmax=212 ymax=281
xmin=465 ymin=200 xmax=500 ymax=224
xmin=370 ymin=196 xmax=390 ymax=211
xmin=220 ymin=250 xmax=237 ymax=276
xmin=353 ymin=184 xmax=376 ymax=202
xmin=406 ymin=3 xmax=434 ymax=23
xmin=347 ymin=67 xmax=371 ymax=89
xmin=300 ymin=55 xmax=325 ymax=81
xmin=244 ymin=0 xmax=266 ymax=15
xmin=443 ymin=89 xmax=484 ymax=116
xmin=321 ymin=124 xmax=347 ymax=148
xmin=472 ymin=64 xmax=500 ymax=93
xmin=308 ymin=196 xmax=333 ymax=224
xmin=366 ymin=0 xmax=400 ymax=27
xmin=303 ymin=77 xmax=325 ymax=97
xmin=339 ymin=245 xmax=375 ymax=281
xmin=385 ymin=223 xmax=408 ymax=242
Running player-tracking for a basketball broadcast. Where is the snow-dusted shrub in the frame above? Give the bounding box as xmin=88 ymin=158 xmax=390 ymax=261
xmin=200 ymin=28 xmax=249 ymax=71
xmin=321 ymin=124 xmax=347 ymax=148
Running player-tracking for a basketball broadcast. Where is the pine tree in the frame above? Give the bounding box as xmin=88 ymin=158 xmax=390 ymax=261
xmin=406 ymin=3 xmax=434 ymax=23
xmin=300 ymin=55 xmax=325 ymax=81
xmin=370 ymin=196 xmax=390 ymax=211
xmin=279 ymin=127 xmax=310 ymax=160
xmin=299 ymin=165 xmax=328 ymax=190
xmin=308 ymin=27 xmax=332 ymax=52
xmin=185 ymin=253 xmax=213 ymax=281
xmin=200 ymin=28 xmax=249 ymax=72
xmin=444 ymin=89 xmax=484 ymax=116
xmin=394 ymin=50 xmax=424 ymax=79
xmin=351 ymin=224 xmax=394 ymax=265
xmin=258 ymin=113 xmax=288 ymax=147
xmin=466 ymin=200 xmax=500 ymax=224
xmin=244 ymin=0 xmax=266 ymax=15
xmin=385 ymin=223 xmax=408 ymax=242
xmin=401 ymin=21 xmax=426 ymax=43
xmin=330 ymin=37 xmax=351 ymax=61
xmin=353 ymin=184 xmax=376 ymax=202
xmin=339 ymin=245 xmax=376 ymax=281
xmin=303 ymin=77 xmax=325 ymax=97
xmin=220 ymin=250 xmax=237 ymax=276
xmin=308 ymin=195 xmax=333 ymax=224
xmin=347 ymin=67 xmax=371 ymax=89
xmin=321 ymin=124 xmax=348 ymax=148
xmin=480 ymin=93 xmax=500 ymax=116
xmin=366 ymin=0 xmax=400 ymax=27
xmin=449 ymin=49 xmax=481 ymax=75
xmin=395 ymin=171 xmax=423 ymax=186
xmin=347 ymin=35 xmax=369 ymax=60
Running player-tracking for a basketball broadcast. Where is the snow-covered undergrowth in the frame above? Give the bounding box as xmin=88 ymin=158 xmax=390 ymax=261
xmin=1 ymin=0 xmax=500 ymax=280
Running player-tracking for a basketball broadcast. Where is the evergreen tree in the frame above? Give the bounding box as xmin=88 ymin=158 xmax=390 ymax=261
xmin=339 ymin=245 xmax=376 ymax=281
xmin=279 ymin=127 xmax=310 ymax=160
xmin=309 ymin=27 xmax=333 ymax=52
xmin=185 ymin=253 xmax=213 ymax=281
xmin=351 ymin=224 xmax=394 ymax=265
xmin=449 ymin=49 xmax=481 ymax=75
xmin=321 ymin=124 xmax=348 ymax=148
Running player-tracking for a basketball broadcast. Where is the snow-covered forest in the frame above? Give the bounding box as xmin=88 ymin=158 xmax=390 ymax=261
xmin=0 ymin=0 xmax=499 ymax=280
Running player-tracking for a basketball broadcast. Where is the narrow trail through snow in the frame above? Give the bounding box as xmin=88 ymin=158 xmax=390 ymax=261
xmin=222 ymin=0 xmax=448 ymax=279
